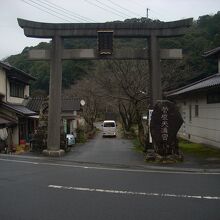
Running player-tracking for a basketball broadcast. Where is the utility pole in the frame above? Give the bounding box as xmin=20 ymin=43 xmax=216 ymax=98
xmin=146 ymin=8 xmax=150 ymax=19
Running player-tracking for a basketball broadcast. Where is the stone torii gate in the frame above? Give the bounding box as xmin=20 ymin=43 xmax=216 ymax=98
xmin=18 ymin=18 xmax=192 ymax=156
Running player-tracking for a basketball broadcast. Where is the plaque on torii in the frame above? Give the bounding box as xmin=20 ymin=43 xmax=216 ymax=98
xmin=18 ymin=18 xmax=192 ymax=156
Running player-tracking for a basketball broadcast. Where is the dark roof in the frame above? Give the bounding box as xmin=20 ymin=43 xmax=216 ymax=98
xmin=0 ymin=118 xmax=10 ymax=124
xmin=25 ymin=97 xmax=45 ymax=112
xmin=0 ymin=116 xmax=17 ymax=127
xmin=203 ymin=47 xmax=220 ymax=58
xmin=1 ymin=102 xmax=37 ymax=116
xmin=25 ymin=97 xmax=81 ymax=112
xmin=167 ymin=73 xmax=220 ymax=97
xmin=0 ymin=118 xmax=13 ymax=125
xmin=0 ymin=61 xmax=36 ymax=81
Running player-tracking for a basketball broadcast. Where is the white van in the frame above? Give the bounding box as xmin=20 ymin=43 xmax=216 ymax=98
xmin=102 ymin=120 xmax=117 ymax=137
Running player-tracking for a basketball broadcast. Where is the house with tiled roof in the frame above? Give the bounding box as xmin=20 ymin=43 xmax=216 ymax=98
xmin=25 ymin=97 xmax=82 ymax=137
xmin=0 ymin=61 xmax=83 ymax=152
xmin=167 ymin=47 xmax=220 ymax=148
xmin=0 ymin=61 xmax=37 ymax=151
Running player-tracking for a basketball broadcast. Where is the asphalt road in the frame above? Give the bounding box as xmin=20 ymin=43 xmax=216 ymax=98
xmin=0 ymin=125 xmax=220 ymax=219
xmin=0 ymin=155 xmax=220 ymax=220
xmin=64 ymin=124 xmax=146 ymax=167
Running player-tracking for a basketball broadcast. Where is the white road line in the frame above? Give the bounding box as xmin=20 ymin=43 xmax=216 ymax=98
xmin=0 ymin=158 xmax=39 ymax=165
xmin=0 ymin=157 xmax=220 ymax=175
xmin=48 ymin=184 xmax=220 ymax=200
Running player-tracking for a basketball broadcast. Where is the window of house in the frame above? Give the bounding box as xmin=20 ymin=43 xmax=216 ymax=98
xmin=207 ymin=91 xmax=220 ymax=104
xmin=10 ymin=82 xmax=24 ymax=98
xmin=195 ymin=105 xmax=199 ymax=117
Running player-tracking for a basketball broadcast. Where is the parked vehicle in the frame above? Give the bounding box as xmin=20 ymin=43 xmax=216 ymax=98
xmin=102 ymin=120 xmax=117 ymax=137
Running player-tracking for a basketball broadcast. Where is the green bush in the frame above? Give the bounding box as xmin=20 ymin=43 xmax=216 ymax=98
xmin=76 ymin=127 xmax=86 ymax=143
xmin=179 ymin=138 xmax=220 ymax=158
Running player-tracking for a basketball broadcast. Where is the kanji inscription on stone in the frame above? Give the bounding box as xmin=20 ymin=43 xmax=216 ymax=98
xmin=150 ymin=100 xmax=183 ymax=156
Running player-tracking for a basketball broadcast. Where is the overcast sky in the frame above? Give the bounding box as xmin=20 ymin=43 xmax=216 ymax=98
xmin=0 ymin=0 xmax=219 ymax=60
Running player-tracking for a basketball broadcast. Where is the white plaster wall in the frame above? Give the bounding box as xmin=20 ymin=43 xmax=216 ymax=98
xmin=0 ymin=69 xmax=29 ymax=146
xmin=70 ymin=119 xmax=77 ymax=137
xmin=7 ymin=80 xmax=29 ymax=104
xmin=177 ymin=94 xmax=220 ymax=148
xmin=0 ymin=68 xmax=30 ymax=104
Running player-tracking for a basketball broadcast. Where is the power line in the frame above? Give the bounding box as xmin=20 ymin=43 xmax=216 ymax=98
xmin=21 ymin=0 xmax=73 ymax=22
xmin=37 ymin=0 xmax=88 ymax=22
xmin=94 ymin=0 xmax=131 ymax=18
xmin=84 ymin=0 xmax=127 ymax=19
xmin=128 ymin=0 xmax=147 ymax=9
xmin=21 ymin=0 xmax=96 ymax=23
xmin=105 ymin=0 xmax=142 ymax=17
xmin=34 ymin=0 xmax=84 ymax=22
xmin=29 ymin=0 xmax=89 ymax=22
xmin=128 ymin=0 xmax=160 ymax=20
xmin=40 ymin=0 xmax=96 ymax=23
xmin=131 ymin=0 xmax=167 ymax=20
xmin=22 ymin=0 xmax=78 ymax=22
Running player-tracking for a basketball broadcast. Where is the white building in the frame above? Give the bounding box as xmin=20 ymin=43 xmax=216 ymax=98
xmin=167 ymin=47 xmax=220 ymax=148
xmin=0 ymin=61 xmax=36 ymax=150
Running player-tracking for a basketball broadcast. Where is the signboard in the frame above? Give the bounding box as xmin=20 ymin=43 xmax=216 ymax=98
xmin=150 ymin=100 xmax=183 ymax=155
xmin=97 ymin=31 xmax=113 ymax=55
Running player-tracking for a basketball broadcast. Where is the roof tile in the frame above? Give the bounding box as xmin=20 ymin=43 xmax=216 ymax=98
xmin=167 ymin=73 xmax=220 ymax=97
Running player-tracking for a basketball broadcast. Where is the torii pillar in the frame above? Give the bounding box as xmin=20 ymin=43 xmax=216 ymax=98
xmin=45 ymin=35 xmax=64 ymax=156
xmin=18 ymin=18 xmax=192 ymax=156
xmin=149 ymin=34 xmax=161 ymax=107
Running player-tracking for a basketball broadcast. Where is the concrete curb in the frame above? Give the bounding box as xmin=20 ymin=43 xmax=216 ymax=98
xmin=1 ymin=153 xmax=220 ymax=174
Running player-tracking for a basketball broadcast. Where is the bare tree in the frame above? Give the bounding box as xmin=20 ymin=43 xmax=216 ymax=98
xmin=95 ymin=60 xmax=150 ymax=139
xmin=118 ymin=100 xmax=135 ymax=132
xmin=64 ymin=59 xmax=150 ymax=144
xmin=64 ymin=75 xmax=102 ymax=131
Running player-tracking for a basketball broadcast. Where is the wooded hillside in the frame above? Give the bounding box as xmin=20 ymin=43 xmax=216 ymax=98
xmin=5 ymin=12 xmax=220 ymax=94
